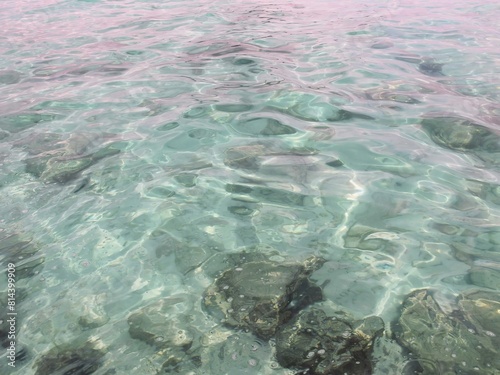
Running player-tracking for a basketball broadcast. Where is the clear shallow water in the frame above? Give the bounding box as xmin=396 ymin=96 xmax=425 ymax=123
xmin=1 ymin=0 xmax=500 ymax=373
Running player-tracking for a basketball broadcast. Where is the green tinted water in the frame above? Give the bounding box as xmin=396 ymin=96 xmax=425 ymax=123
xmin=1 ymin=0 xmax=500 ymax=374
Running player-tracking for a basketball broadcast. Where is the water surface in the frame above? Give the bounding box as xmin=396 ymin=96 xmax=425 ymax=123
xmin=1 ymin=0 xmax=500 ymax=373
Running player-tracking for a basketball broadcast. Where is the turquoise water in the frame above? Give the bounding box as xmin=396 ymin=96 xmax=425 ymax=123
xmin=1 ymin=0 xmax=500 ymax=373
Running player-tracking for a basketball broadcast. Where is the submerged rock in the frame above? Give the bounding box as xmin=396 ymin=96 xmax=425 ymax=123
xmin=365 ymin=89 xmax=420 ymax=104
xmin=223 ymin=142 xmax=342 ymax=191
xmin=0 ymin=232 xmax=44 ymax=280
xmin=370 ymin=41 xmax=393 ymax=49
xmin=22 ymin=137 xmax=122 ymax=183
xmin=13 ymin=132 xmax=62 ymax=155
xmin=174 ymin=172 xmax=197 ymax=187
xmin=195 ymin=332 xmax=274 ymax=374
xmin=15 ymin=132 xmax=125 ymax=183
xmin=78 ymin=293 xmax=109 ymax=329
xmin=128 ymin=295 xmax=194 ymax=349
xmin=226 ymin=183 xmax=307 ymax=207
xmin=469 ymin=267 xmax=500 ymax=290
xmin=0 ymin=69 xmax=21 ymax=84
xmin=466 ymin=179 xmax=500 ymax=206
xmin=418 ymin=60 xmax=444 ymax=76
xmin=27 ymin=155 xmax=96 ymax=183
xmin=197 ymin=245 xmax=277 ymax=279
xmin=34 ymin=338 xmax=106 ymax=375
xmin=421 ymin=116 xmax=500 ymax=153
xmin=223 ymin=143 xmax=270 ymax=170
xmin=127 ymin=295 xmax=198 ymax=372
xmin=395 ymin=289 xmax=500 ymax=374
xmin=265 ymin=90 xmax=373 ymax=122
xmin=275 ymin=307 xmax=384 ymax=375
xmin=395 ymin=56 xmax=445 ymax=76
xmin=203 ymin=255 xmax=325 ymax=339
xmin=0 ymin=113 xmax=64 ymax=133
xmin=231 ymin=117 xmax=297 ymax=136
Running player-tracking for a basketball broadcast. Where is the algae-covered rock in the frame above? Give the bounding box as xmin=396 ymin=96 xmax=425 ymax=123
xmin=13 ymin=132 xmax=62 ymax=155
xmin=223 ymin=142 xmax=317 ymax=171
xmin=275 ymin=307 xmax=384 ymax=375
xmin=395 ymin=289 xmax=500 ymax=374
xmin=466 ymin=179 xmax=500 ymax=206
xmin=417 ymin=60 xmax=444 ymax=76
xmin=195 ymin=332 xmax=276 ymax=375
xmin=469 ymin=267 xmax=500 ymax=290
xmin=0 ymin=232 xmax=44 ymax=280
xmin=16 ymin=132 xmax=124 ymax=183
xmin=0 ymin=69 xmax=21 ymax=84
xmin=174 ymin=172 xmax=197 ymax=187
xmin=421 ymin=116 xmax=500 ymax=153
xmin=365 ymin=89 xmax=420 ymax=104
xmin=0 ymin=113 xmax=63 ymax=133
xmin=127 ymin=295 xmax=200 ymax=373
xmin=265 ymin=90 xmax=373 ymax=122
xmin=231 ymin=117 xmax=297 ymax=136
xmin=128 ymin=295 xmax=195 ymax=350
xmin=225 ymin=183 xmax=307 ymax=207
xmin=203 ymin=255 xmax=325 ymax=339
xmin=223 ymin=144 xmax=269 ymax=170
xmin=343 ymin=223 xmax=395 ymax=251
xmin=395 ymin=56 xmax=445 ymax=77
xmin=34 ymin=338 xmax=106 ymax=375
xmin=24 ymin=141 xmax=122 ymax=183
xmin=78 ymin=293 xmax=109 ymax=329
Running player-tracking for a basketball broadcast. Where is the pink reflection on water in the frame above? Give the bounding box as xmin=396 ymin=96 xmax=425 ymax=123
xmin=1 ymin=0 xmax=499 ymax=124
xmin=1 ymin=0 xmax=388 ymax=50
xmin=2 ymin=0 xmax=497 ymax=57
